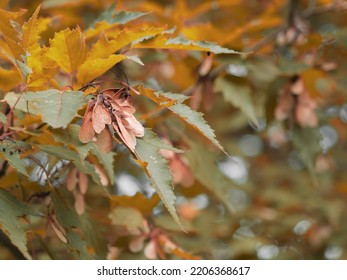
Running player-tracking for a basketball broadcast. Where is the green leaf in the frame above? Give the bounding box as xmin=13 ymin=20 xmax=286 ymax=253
xmin=141 ymin=128 xmax=183 ymax=153
xmin=169 ymin=102 xmax=225 ymax=152
xmin=51 ymin=124 xmax=115 ymax=185
xmin=278 ymin=59 xmax=310 ymax=75
xmin=112 ymin=10 xmax=149 ymax=25
xmin=16 ymin=53 xmax=32 ymax=79
xmin=51 ymin=189 xmax=92 ymax=259
xmin=38 ymin=145 xmax=100 ymax=184
xmin=185 ymin=140 xmax=237 ymax=213
xmin=0 ymin=112 xmax=6 ymax=123
xmin=5 ymin=90 xmax=85 ymax=128
xmin=0 ymin=142 xmax=28 ymax=176
xmin=165 ymin=36 xmax=241 ymax=54
xmin=138 ymin=86 xmax=224 ymax=153
xmin=134 ymin=130 xmax=184 ymax=230
xmin=292 ymin=126 xmax=322 ymax=173
xmin=0 ymin=188 xmax=38 ymax=259
xmin=214 ymin=77 xmax=259 ymax=126
xmin=90 ymin=4 xmax=148 ymax=27
xmin=108 ymin=206 xmax=145 ymax=233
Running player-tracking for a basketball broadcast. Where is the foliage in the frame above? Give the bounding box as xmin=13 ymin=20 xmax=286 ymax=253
xmin=1 ymin=0 xmax=347 ymax=260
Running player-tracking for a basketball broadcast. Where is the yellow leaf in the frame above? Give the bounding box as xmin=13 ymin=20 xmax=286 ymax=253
xmin=19 ymin=114 xmax=42 ymax=126
xmin=0 ymin=0 xmax=8 ymax=9
xmin=45 ymin=27 xmax=86 ymax=74
xmin=21 ymin=5 xmax=52 ymax=90
xmin=0 ymin=171 xmax=18 ymax=188
xmin=77 ymin=54 xmax=126 ymax=86
xmin=86 ymin=32 xmax=116 ymax=60
xmin=84 ymin=21 xmax=119 ymax=40
xmin=0 ymin=67 xmax=21 ymax=91
xmin=137 ymin=85 xmax=175 ymax=106
xmin=22 ymin=5 xmax=41 ymax=52
xmin=132 ymin=34 xmax=209 ymax=52
xmin=27 ymin=47 xmax=57 ymax=90
xmin=302 ymin=69 xmax=332 ymax=98
xmin=86 ymin=25 xmax=166 ymax=53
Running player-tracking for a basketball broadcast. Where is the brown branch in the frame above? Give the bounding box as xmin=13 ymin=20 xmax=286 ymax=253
xmin=288 ymin=0 xmax=299 ymax=27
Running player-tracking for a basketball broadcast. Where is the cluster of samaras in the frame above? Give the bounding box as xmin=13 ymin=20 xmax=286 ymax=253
xmin=79 ymin=88 xmax=144 ymax=153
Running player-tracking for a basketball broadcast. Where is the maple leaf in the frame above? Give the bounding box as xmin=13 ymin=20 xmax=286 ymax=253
xmin=138 ymin=86 xmax=225 ymax=153
xmin=45 ymin=27 xmax=86 ymax=75
xmin=0 ymin=8 xmax=26 ymax=60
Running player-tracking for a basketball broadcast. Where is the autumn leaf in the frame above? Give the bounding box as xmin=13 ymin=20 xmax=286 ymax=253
xmin=0 ymin=8 xmax=26 ymax=60
xmin=77 ymin=54 xmax=126 ymax=86
xmin=111 ymin=193 xmax=160 ymax=216
xmin=0 ymin=67 xmax=22 ymax=91
xmin=133 ymin=34 xmax=241 ymax=54
xmin=45 ymin=27 xmax=86 ymax=75
xmin=22 ymin=5 xmax=41 ymax=53
xmin=21 ymin=5 xmax=54 ymax=89
xmin=139 ymin=86 xmax=225 ymax=153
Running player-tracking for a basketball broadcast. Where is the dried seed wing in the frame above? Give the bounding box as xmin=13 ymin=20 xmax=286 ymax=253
xmin=92 ymin=104 xmax=112 ymax=134
xmin=79 ymin=110 xmax=94 ymax=143
xmin=66 ymin=167 xmax=77 ymax=191
xmin=78 ymin=172 xmax=88 ymax=194
xmin=96 ymin=127 xmax=113 ymax=153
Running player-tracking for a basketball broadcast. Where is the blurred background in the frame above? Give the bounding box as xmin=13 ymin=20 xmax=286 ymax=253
xmin=2 ymin=0 xmax=347 ymax=260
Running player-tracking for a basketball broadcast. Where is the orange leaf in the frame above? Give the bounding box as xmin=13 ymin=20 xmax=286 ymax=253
xmin=0 ymin=8 xmax=26 ymax=60
xmin=111 ymin=193 xmax=160 ymax=215
xmin=302 ymin=69 xmax=333 ymax=98
xmin=0 ymin=67 xmax=21 ymax=91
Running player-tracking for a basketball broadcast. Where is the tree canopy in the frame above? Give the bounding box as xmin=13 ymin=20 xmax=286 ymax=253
xmin=1 ymin=0 xmax=347 ymax=260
